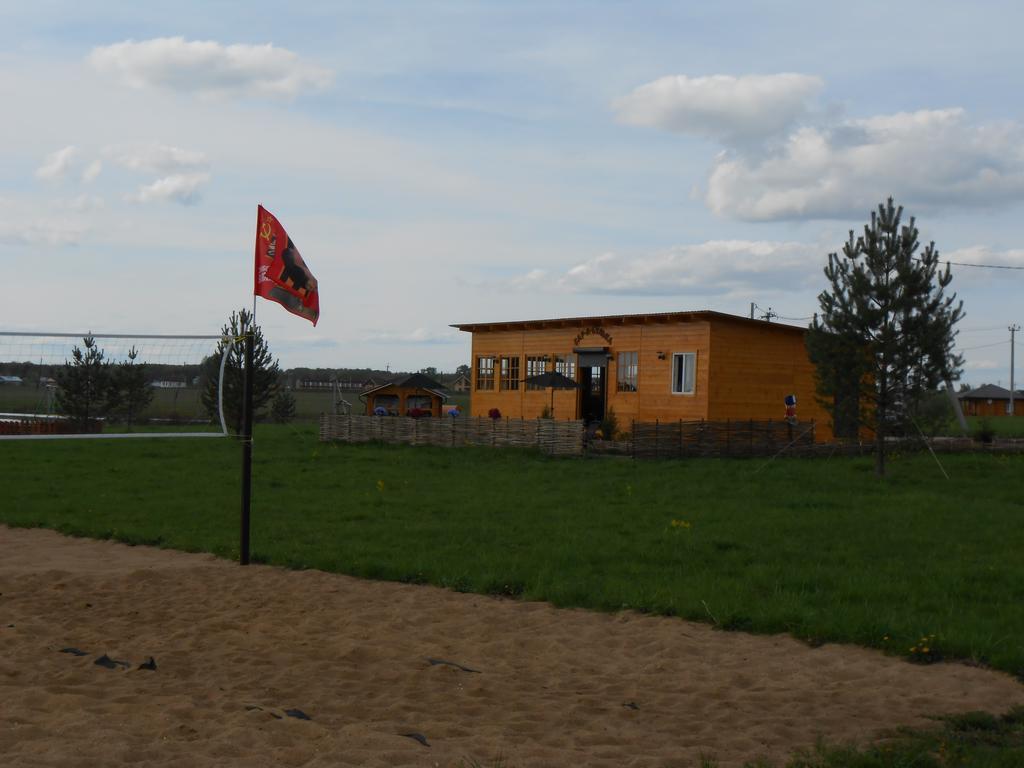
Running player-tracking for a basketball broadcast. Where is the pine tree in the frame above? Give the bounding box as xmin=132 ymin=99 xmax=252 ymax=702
xmin=201 ymin=309 xmax=281 ymax=433
xmin=55 ymin=334 xmax=110 ymax=431
xmin=807 ymin=198 xmax=964 ymax=476
xmin=107 ymin=346 xmax=154 ymax=429
xmin=271 ymin=388 xmax=297 ymax=423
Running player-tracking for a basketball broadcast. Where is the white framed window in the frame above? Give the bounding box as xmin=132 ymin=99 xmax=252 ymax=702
xmin=616 ymin=351 xmax=638 ymax=392
xmin=525 ymin=355 xmax=548 ymax=390
xmin=671 ymin=352 xmax=696 ymax=395
xmin=476 ymin=356 xmax=495 ymax=390
xmin=554 ymin=354 xmax=576 ymax=379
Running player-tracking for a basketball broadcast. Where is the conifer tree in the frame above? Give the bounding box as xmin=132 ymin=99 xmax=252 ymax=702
xmin=201 ymin=309 xmax=281 ymax=433
xmin=107 ymin=346 xmax=154 ymax=428
xmin=55 ymin=334 xmax=110 ymax=431
xmin=807 ymin=198 xmax=964 ymax=476
xmin=271 ymin=388 xmax=297 ymax=423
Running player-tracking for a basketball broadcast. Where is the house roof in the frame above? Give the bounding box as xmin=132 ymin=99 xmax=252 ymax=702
xmin=451 ymin=309 xmax=807 ymax=334
xmin=959 ymin=384 xmax=1024 ymax=400
xmin=361 ymin=372 xmax=448 ymax=401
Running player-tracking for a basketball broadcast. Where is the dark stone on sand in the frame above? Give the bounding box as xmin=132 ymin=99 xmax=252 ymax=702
xmin=401 ymin=732 xmax=430 ymax=747
xmin=284 ymin=708 xmax=311 ymax=721
xmin=426 ymin=657 xmax=481 ymax=673
xmin=138 ymin=656 xmax=157 ymax=671
xmin=94 ymin=654 xmax=130 ymax=670
xmin=60 ymin=647 xmax=89 ymax=656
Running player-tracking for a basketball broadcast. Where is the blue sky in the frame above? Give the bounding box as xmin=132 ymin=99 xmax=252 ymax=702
xmin=2 ymin=1 xmax=1023 ymax=384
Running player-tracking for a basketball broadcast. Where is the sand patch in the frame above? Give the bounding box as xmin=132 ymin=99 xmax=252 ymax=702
xmin=1 ymin=525 xmax=1021 ymax=767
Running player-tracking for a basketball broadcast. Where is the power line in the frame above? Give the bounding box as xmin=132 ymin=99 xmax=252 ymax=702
xmin=750 ymin=303 xmax=813 ymax=323
xmin=912 ymin=256 xmax=1024 ymax=271
xmin=958 ymin=339 xmax=1010 ymax=352
xmin=958 ymin=325 xmax=1009 ymax=333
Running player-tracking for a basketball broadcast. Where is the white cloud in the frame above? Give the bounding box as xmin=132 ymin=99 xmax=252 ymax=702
xmin=504 ymin=240 xmax=825 ymax=297
xmin=89 ymin=37 xmax=333 ymax=99
xmin=705 ymin=108 xmax=1024 ymax=220
xmin=81 ymin=159 xmax=103 ymax=183
xmin=360 ymin=327 xmax=463 ymax=345
xmin=105 ymin=142 xmax=207 ymax=174
xmin=35 ymin=145 xmax=79 ymax=181
xmin=128 ymin=172 xmax=211 ymax=205
xmin=614 ymin=73 xmax=823 ymax=143
xmin=66 ymin=194 xmax=105 ymax=213
xmin=0 ymin=217 xmax=86 ymax=246
xmin=964 ymin=359 xmax=1000 ymax=370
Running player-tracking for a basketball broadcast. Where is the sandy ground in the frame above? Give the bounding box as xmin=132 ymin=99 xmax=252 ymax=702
xmin=1 ymin=526 xmax=1022 ymax=768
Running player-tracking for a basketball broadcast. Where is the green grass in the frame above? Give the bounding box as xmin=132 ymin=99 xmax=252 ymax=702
xmin=741 ymin=706 xmax=1024 ymax=767
xmin=2 ymin=425 xmax=1023 ymax=680
xmin=963 ymin=416 xmax=1024 ymax=439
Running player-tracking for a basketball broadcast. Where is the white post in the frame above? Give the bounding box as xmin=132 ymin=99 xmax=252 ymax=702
xmin=1010 ymin=324 xmax=1020 ymax=416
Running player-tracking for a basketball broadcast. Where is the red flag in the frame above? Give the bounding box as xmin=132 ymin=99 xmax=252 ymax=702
xmin=254 ymin=205 xmax=320 ymax=326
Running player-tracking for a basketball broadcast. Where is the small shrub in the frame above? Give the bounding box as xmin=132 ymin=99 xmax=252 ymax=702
xmin=488 ymin=407 xmax=501 ymax=420
xmin=974 ymin=417 xmax=995 ymax=443
xmin=540 ymin=405 xmax=552 ymax=419
xmin=599 ymin=407 xmax=618 ymax=441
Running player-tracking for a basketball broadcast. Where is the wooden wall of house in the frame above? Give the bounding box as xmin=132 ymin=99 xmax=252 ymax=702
xmin=467 ymin=321 xmax=711 ymax=422
xmin=366 ymin=386 xmax=443 ymax=417
xmin=465 ymin=316 xmax=834 ymax=441
xmin=960 ymin=398 xmax=1015 ymax=417
xmin=707 ymin=319 xmax=833 ymax=441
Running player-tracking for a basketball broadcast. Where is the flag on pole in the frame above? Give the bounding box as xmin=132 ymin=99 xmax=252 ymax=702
xmin=254 ymin=204 xmax=320 ymax=325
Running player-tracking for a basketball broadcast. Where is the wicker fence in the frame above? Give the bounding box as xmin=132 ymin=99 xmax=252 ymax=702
xmin=319 ymin=414 xmax=586 ymax=456
xmin=620 ymin=419 xmax=818 ymax=459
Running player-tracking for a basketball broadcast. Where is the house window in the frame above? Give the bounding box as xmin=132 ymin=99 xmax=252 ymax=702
xmin=671 ymin=352 xmax=696 ymax=395
xmin=500 ymin=356 xmax=520 ymax=390
xmin=476 ymin=356 xmax=495 ymax=391
xmin=616 ymin=351 xmax=638 ymax=392
xmin=526 ymin=355 xmax=548 ymax=390
xmin=554 ymin=354 xmax=576 ymax=380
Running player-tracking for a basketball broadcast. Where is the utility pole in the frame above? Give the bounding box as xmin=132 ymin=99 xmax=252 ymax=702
xmin=1011 ymin=324 xmax=1020 ymax=416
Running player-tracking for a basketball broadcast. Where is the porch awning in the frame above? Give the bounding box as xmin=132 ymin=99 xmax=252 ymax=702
xmin=574 ymin=347 xmax=610 ymax=367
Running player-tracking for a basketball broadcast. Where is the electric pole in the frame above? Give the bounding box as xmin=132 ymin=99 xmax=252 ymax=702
xmin=1011 ymin=324 xmax=1020 ymax=416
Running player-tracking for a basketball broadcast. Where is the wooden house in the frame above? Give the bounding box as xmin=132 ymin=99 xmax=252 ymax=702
xmin=361 ymin=373 xmax=448 ymax=417
xmin=452 ymin=310 xmax=835 ymax=440
xmin=958 ymin=384 xmax=1024 ymax=417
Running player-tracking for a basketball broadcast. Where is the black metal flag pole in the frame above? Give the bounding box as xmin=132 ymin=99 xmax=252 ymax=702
xmin=239 ymin=324 xmax=255 ymax=565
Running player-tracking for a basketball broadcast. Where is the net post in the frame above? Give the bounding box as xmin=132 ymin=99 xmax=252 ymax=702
xmin=239 ymin=331 xmax=255 ymax=566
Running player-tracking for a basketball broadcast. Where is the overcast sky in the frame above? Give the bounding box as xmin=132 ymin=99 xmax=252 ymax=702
xmin=3 ymin=1 xmax=1023 ymax=383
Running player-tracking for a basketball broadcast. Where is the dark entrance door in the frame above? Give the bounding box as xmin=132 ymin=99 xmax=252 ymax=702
xmin=579 ymin=365 xmax=606 ymax=424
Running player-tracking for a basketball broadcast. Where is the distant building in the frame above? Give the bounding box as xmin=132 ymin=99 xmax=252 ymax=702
xmin=0 ymin=375 xmax=23 ymax=385
xmin=450 ymin=374 xmax=471 ymax=393
xmin=149 ymin=380 xmax=187 ymax=389
xmin=361 ymin=373 xmax=448 ymax=417
xmin=958 ymin=385 xmax=1024 ymax=417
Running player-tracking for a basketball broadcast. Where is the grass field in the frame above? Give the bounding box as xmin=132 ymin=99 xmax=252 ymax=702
xmin=962 ymin=415 xmax=1024 ymax=439
xmin=4 ymin=426 xmax=1024 ymax=765
xmin=2 ymin=424 xmax=1022 ymax=680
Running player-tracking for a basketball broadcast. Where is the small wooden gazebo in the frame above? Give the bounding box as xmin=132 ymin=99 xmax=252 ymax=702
xmin=361 ymin=373 xmax=448 ymax=417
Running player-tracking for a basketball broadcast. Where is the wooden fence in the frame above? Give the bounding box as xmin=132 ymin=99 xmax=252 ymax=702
xmin=619 ymin=419 xmax=818 ymax=459
xmin=319 ymin=414 xmax=586 ymax=456
xmin=0 ymin=416 xmax=100 ymax=436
